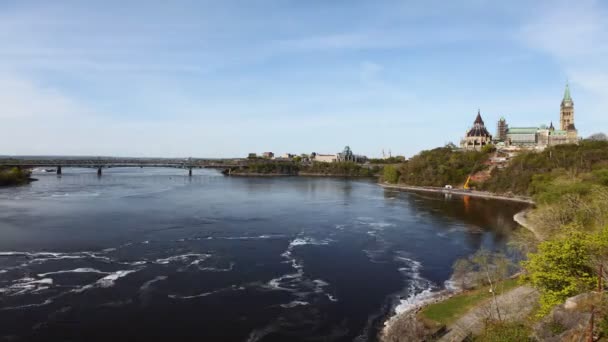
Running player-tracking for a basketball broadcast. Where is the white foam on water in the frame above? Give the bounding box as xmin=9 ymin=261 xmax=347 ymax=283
xmin=198 ymin=262 xmax=235 ymax=272
xmin=289 ymin=237 xmax=332 ymax=247
xmin=335 ymin=224 xmax=346 ymax=230
xmin=0 ymin=299 xmax=54 ymax=311
xmin=38 ymin=268 xmax=109 ymax=277
xmin=245 ymin=325 xmax=277 ymax=342
xmin=140 ymin=276 xmax=168 ymax=291
xmin=0 ymin=277 xmax=55 ymax=296
xmin=392 ymin=255 xmax=439 ymax=315
xmin=168 ymin=284 xmax=243 ymax=299
xmin=368 ymin=222 xmax=395 ymax=229
xmin=443 ymin=275 xmax=463 ymax=292
xmin=72 ymin=269 xmax=139 ymax=293
xmin=210 ymin=234 xmax=286 ymax=240
xmin=0 ymin=251 xmax=113 ymax=267
xmin=326 ymin=293 xmax=338 ymax=302
xmin=394 ymin=287 xmax=437 ymax=314
xmin=154 ymin=253 xmax=211 ymax=265
xmin=266 ymin=273 xmax=301 ymax=292
xmin=97 ymin=270 xmax=138 ymax=288
xmin=280 ymin=300 xmax=309 ymax=308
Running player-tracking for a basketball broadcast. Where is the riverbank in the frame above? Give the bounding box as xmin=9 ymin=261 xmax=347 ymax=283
xmin=379 ymin=183 xmax=534 ymax=204
xmin=379 ymin=182 xmax=540 ymax=341
xmin=0 ymin=167 xmax=34 ymax=187
xmin=513 ymin=209 xmax=543 ymax=241
xmin=228 ymin=171 xmax=377 ymax=178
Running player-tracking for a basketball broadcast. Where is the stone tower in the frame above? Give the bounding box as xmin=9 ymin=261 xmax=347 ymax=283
xmin=560 ymin=83 xmax=575 ymax=131
xmin=496 ymin=117 xmax=508 ymax=142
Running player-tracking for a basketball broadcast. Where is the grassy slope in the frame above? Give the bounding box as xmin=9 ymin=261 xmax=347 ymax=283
xmin=419 ymin=278 xmax=519 ymax=327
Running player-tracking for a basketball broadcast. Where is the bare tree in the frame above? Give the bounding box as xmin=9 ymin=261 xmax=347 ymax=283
xmin=471 ymin=250 xmax=512 ymax=322
xmin=452 ymin=258 xmax=473 ymax=290
xmin=587 ymin=133 xmax=607 ymax=141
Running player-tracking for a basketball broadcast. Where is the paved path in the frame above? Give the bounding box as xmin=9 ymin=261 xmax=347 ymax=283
xmin=379 ymin=183 xmax=534 ymax=204
xmin=438 ymin=286 xmax=539 ymax=342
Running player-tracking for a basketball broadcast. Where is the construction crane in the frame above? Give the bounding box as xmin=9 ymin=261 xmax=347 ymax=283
xmin=463 ymin=175 xmax=472 ymax=190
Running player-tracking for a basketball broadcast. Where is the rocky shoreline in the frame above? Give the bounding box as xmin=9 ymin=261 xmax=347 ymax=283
xmin=378 ymin=183 xmax=538 ymax=341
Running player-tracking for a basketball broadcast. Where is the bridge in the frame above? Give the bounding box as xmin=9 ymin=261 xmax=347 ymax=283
xmin=0 ymin=157 xmax=248 ymax=176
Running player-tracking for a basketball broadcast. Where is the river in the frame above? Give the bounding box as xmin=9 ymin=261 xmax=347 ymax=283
xmin=0 ymin=168 xmax=527 ymax=341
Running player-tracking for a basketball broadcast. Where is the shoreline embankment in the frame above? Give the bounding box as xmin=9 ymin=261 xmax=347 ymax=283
xmin=227 ymin=172 xmax=377 ymax=178
xmin=378 ymin=182 xmax=538 ymax=341
xmin=379 ymin=183 xmax=534 ymax=204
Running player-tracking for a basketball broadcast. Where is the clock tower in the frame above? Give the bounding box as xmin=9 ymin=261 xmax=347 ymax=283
xmin=560 ymin=82 xmax=575 ymax=131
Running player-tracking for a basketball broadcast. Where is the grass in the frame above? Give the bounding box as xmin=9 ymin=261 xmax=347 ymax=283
xmin=472 ymin=321 xmax=533 ymax=342
xmin=419 ymin=278 xmax=519 ymax=327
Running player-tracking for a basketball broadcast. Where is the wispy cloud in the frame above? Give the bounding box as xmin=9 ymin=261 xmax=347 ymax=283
xmin=0 ymin=0 xmax=606 ymax=156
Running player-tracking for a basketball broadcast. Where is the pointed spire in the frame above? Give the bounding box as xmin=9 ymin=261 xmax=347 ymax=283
xmin=549 ymin=121 xmax=555 ymax=130
xmin=474 ymin=109 xmax=484 ymax=125
xmin=563 ymin=81 xmax=572 ymax=103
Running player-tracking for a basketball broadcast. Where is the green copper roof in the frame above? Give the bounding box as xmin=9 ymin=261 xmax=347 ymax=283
xmin=508 ymin=127 xmax=538 ymax=134
xmin=563 ymin=82 xmax=572 ymax=102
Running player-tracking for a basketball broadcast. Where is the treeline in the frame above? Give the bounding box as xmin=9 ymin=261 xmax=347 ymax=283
xmin=481 ymin=140 xmax=608 ymax=196
xmin=483 ymin=141 xmax=608 ymax=331
xmin=0 ymin=167 xmax=32 ymax=186
xmin=381 ymin=140 xmax=608 ymax=337
xmin=302 ymin=161 xmax=380 ymax=177
xmin=242 ymin=162 xmax=300 ymax=175
xmin=368 ymin=156 xmax=406 ymax=164
xmin=382 ymin=147 xmax=489 ymax=186
xmin=233 ymin=161 xmax=380 ymax=177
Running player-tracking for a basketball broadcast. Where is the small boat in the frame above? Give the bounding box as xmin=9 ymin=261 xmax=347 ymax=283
xmin=43 ymin=168 xmax=57 ymax=173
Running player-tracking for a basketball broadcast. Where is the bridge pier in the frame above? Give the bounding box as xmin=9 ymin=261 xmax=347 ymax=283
xmin=57 ymin=166 xmax=62 ymax=175
xmin=97 ymin=167 xmax=102 ymax=176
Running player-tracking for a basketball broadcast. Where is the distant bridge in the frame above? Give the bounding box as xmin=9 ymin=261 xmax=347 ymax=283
xmin=0 ymin=157 xmax=248 ymax=176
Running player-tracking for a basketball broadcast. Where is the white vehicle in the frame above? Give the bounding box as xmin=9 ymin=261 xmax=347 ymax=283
xmin=444 ymin=185 xmax=453 ymax=189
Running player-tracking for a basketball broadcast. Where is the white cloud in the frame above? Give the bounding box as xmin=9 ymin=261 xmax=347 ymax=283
xmin=0 ymin=73 xmax=91 ymax=119
xmin=518 ymin=0 xmax=608 ymax=131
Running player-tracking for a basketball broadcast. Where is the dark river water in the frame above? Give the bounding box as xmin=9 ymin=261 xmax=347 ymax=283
xmin=0 ymin=168 xmax=527 ymax=342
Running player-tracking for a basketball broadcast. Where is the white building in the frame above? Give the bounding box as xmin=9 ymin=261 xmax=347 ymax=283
xmin=313 ymin=154 xmax=337 ymax=163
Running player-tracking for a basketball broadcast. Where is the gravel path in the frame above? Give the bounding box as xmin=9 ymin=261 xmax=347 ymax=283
xmin=379 ymin=183 xmax=534 ymax=204
xmin=438 ymin=286 xmax=539 ymax=342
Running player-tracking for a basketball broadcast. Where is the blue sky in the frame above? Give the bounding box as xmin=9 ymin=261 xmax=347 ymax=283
xmin=1 ymin=0 xmax=607 ymax=158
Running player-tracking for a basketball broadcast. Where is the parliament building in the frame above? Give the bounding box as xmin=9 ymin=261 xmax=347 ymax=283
xmin=460 ymin=83 xmax=579 ymax=151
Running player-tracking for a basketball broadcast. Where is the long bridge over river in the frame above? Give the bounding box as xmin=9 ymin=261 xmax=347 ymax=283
xmin=0 ymin=157 xmax=249 ymax=176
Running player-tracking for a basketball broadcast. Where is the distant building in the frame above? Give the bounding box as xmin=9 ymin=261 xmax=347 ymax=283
xmin=505 ymin=83 xmax=578 ymax=149
xmin=506 ymin=127 xmax=538 ymax=147
xmin=496 ymin=117 xmax=508 ymax=142
xmin=336 ymin=146 xmax=367 ymax=163
xmin=560 ymin=83 xmax=574 ymax=131
xmin=262 ymin=152 xmax=274 ymax=159
xmin=281 ymin=153 xmax=295 ymax=159
xmin=460 ymin=110 xmax=493 ymax=150
xmin=313 ymin=154 xmax=337 ymax=163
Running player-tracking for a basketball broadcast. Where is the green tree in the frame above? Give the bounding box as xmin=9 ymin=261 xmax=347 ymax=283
xmin=522 ymin=230 xmax=596 ymax=316
xmin=382 ymin=165 xmax=399 ymax=184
